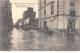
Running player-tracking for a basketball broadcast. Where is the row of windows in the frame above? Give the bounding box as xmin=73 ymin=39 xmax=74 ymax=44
xmin=39 ymin=0 xmax=75 ymax=18
xmin=39 ymin=5 xmax=54 ymax=18
xmin=39 ymin=1 xmax=54 ymax=18
xmin=40 ymin=0 xmax=46 ymax=8
xmin=39 ymin=19 xmax=56 ymax=29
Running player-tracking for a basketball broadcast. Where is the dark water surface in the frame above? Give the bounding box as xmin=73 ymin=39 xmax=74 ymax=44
xmin=1 ymin=28 xmax=80 ymax=51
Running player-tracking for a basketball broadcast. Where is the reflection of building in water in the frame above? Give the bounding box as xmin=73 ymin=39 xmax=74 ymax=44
xmin=0 ymin=0 xmax=13 ymax=50
xmin=38 ymin=0 xmax=80 ymax=33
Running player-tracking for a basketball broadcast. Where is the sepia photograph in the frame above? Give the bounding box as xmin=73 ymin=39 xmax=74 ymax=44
xmin=0 ymin=0 xmax=80 ymax=51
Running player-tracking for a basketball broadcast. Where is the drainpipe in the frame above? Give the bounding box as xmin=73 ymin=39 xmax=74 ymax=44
xmin=63 ymin=0 xmax=65 ymax=35
xmin=57 ymin=0 xmax=59 ymax=32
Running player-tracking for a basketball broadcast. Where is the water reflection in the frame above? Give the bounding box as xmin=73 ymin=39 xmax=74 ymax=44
xmin=66 ymin=33 xmax=75 ymax=51
xmin=22 ymin=31 xmax=40 ymax=51
xmin=11 ymin=28 xmax=24 ymax=51
xmin=1 ymin=28 xmax=80 ymax=51
xmin=1 ymin=31 xmax=13 ymax=51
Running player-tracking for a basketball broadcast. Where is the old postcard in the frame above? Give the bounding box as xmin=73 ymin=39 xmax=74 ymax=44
xmin=0 ymin=0 xmax=80 ymax=51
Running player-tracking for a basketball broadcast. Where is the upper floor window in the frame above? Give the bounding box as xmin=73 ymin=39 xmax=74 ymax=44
xmin=51 ymin=5 xmax=54 ymax=14
xmin=40 ymin=12 xmax=41 ymax=18
xmin=51 ymin=1 xmax=54 ymax=14
xmin=44 ymin=0 xmax=46 ymax=5
xmin=51 ymin=1 xmax=54 ymax=5
xmin=40 ymin=1 xmax=41 ymax=8
xmin=44 ymin=9 xmax=46 ymax=15
xmin=70 ymin=0 xmax=74 ymax=10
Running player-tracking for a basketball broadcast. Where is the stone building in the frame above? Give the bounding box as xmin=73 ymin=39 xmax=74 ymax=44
xmin=0 ymin=0 xmax=13 ymax=33
xmin=38 ymin=0 xmax=80 ymax=33
xmin=23 ymin=7 xmax=36 ymax=20
xmin=0 ymin=0 xmax=13 ymax=50
xmin=23 ymin=7 xmax=36 ymax=29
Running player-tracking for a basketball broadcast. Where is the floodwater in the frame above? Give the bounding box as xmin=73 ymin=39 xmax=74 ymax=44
xmin=1 ymin=28 xmax=80 ymax=51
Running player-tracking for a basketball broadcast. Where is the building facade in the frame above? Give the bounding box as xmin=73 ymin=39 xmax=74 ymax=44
xmin=0 ymin=0 xmax=13 ymax=50
xmin=38 ymin=0 xmax=80 ymax=33
xmin=0 ymin=0 xmax=13 ymax=33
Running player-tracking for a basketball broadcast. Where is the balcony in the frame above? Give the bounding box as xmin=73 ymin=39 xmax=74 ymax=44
xmin=69 ymin=10 xmax=76 ymax=17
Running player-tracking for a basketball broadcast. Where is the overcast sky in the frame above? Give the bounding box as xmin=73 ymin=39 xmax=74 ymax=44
xmin=10 ymin=0 xmax=38 ymax=24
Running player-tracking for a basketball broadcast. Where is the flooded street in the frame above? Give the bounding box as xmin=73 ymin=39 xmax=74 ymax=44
xmin=1 ymin=28 xmax=80 ymax=51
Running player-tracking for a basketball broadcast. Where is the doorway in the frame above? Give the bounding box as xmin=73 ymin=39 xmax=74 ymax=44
xmin=44 ymin=21 xmax=47 ymax=29
xmin=67 ymin=19 xmax=75 ymax=32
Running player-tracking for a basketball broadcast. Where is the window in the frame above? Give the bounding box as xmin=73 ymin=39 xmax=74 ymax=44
xmin=70 ymin=0 xmax=74 ymax=10
xmin=40 ymin=12 xmax=41 ymax=18
xmin=70 ymin=4 xmax=74 ymax=10
xmin=51 ymin=1 xmax=54 ymax=14
xmin=40 ymin=21 xmax=41 ymax=28
xmin=44 ymin=9 xmax=46 ymax=15
xmin=44 ymin=0 xmax=46 ymax=5
xmin=44 ymin=9 xmax=46 ymax=17
xmin=51 ymin=5 xmax=54 ymax=14
xmin=40 ymin=1 xmax=41 ymax=7
xmin=51 ymin=1 xmax=54 ymax=5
